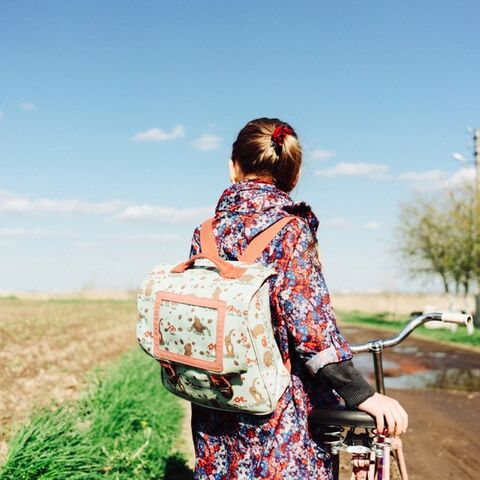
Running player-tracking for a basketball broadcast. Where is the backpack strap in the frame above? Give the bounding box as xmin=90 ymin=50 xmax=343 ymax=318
xmin=199 ymin=217 xmax=220 ymax=258
xmin=199 ymin=215 xmax=298 ymax=264
xmin=199 ymin=215 xmax=296 ymax=375
xmin=238 ymin=215 xmax=297 ymax=264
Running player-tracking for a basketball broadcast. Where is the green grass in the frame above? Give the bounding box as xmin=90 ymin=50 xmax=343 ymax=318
xmin=0 ymin=350 xmax=190 ymax=480
xmin=339 ymin=310 xmax=480 ymax=349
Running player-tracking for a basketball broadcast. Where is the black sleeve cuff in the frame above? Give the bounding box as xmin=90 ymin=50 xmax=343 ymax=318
xmin=316 ymin=359 xmax=376 ymax=409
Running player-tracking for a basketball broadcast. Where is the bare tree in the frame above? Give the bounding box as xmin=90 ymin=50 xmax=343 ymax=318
xmin=396 ymin=181 xmax=479 ymax=323
xmin=445 ymin=186 xmax=476 ymax=303
xmin=397 ymin=196 xmax=452 ymax=294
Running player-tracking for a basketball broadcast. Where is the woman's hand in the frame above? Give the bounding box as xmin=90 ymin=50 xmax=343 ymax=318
xmin=357 ymin=392 xmax=408 ymax=436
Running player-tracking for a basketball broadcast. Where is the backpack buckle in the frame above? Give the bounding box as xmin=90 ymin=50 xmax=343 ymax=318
xmin=160 ymin=361 xmax=187 ymax=394
xmin=159 ymin=360 xmax=178 ymax=380
xmin=209 ymin=374 xmax=233 ymax=400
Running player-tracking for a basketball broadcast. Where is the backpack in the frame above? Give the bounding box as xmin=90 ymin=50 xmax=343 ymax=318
xmin=136 ymin=215 xmax=297 ymax=415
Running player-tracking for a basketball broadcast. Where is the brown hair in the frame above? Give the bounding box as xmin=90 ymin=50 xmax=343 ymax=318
xmin=231 ymin=117 xmax=302 ymax=192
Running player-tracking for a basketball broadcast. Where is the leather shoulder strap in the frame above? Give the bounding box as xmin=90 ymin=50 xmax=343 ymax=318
xmin=199 ymin=217 xmax=220 ymax=258
xmin=238 ymin=215 xmax=298 ymax=264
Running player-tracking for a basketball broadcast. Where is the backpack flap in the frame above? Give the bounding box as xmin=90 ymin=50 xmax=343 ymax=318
xmin=137 ymin=258 xmax=276 ymax=376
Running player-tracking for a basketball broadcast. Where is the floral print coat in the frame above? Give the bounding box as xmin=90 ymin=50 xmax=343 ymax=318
xmin=188 ymin=178 xmax=353 ymax=480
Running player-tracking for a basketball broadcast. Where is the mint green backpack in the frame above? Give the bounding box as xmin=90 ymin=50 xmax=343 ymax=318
xmin=136 ymin=216 xmax=296 ymax=414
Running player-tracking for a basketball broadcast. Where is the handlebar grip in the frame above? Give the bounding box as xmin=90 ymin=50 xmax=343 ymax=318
xmin=440 ymin=312 xmax=473 ymax=325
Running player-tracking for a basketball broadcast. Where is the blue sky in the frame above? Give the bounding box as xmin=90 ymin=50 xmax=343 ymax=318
xmin=0 ymin=0 xmax=479 ymax=293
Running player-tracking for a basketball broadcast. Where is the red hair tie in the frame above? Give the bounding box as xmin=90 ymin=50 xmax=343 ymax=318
xmin=271 ymin=124 xmax=293 ymax=149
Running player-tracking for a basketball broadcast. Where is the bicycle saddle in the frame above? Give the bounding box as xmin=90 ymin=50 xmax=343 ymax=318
xmin=310 ymin=408 xmax=376 ymax=429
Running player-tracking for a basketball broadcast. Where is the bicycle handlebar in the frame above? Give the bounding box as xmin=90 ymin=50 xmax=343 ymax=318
xmin=441 ymin=311 xmax=472 ymax=324
xmin=350 ymin=312 xmax=472 ymax=354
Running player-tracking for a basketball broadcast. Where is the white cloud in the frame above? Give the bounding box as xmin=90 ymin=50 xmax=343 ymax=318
xmin=0 ymin=111 xmax=4 ymax=119
xmin=315 ymin=162 xmax=390 ymax=179
xmin=0 ymin=239 xmax=15 ymax=247
xmin=19 ymin=103 xmax=35 ymax=111
xmin=192 ymin=134 xmax=222 ymax=151
xmin=0 ymin=228 xmax=76 ymax=238
xmin=310 ymin=149 xmax=336 ymax=161
xmin=0 ymin=228 xmax=35 ymax=237
xmin=115 ymin=205 xmax=213 ymax=223
xmin=321 ymin=217 xmax=350 ymax=229
xmin=318 ymin=218 xmax=381 ymax=230
xmin=397 ymin=169 xmax=447 ymax=184
xmin=398 ymin=167 xmax=475 ymax=190
xmin=445 ymin=167 xmax=475 ymax=188
xmin=73 ymin=241 xmax=95 ymax=249
xmin=0 ymin=187 xmax=213 ymax=225
xmin=363 ymin=221 xmax=380 ymax=230
xmin=132 ymin=124 xmax=185 ymax=142
xmin=73 ymin=233 xmax=181 ymax=248
xmin=0 ymin=188 xmax=123 ymax=215
xmin=112 ymin=233 xmax=182 ymax=241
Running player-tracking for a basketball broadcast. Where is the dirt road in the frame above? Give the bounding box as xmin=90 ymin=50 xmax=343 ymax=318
xmin=340 ymin=324 xmax=480 ymax=480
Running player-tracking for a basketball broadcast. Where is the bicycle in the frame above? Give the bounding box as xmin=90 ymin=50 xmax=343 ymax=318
xmin=309 ymin=311 xmax=473 ymax=480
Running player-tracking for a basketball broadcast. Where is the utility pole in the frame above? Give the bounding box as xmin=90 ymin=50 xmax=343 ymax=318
xmin=473 ymin=128 xmax=480 ymax=190
xmin=474 ymin=128 xmax=480 ymax=327
xmin=454 ymin=128 xmax=480 ymax=326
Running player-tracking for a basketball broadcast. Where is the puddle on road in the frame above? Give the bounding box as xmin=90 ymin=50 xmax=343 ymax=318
xmin=392 ymin=345 xmax=418 ymax=355
xmin=385 ymin=368 xmax=480 ymax=392
xmin=354 ymin=351 xmax=480 ymax=392
xmin=354 ymin=354 xmax=399 ymax=372
xmin=346 ymin=325 xmax=479 ymax=391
